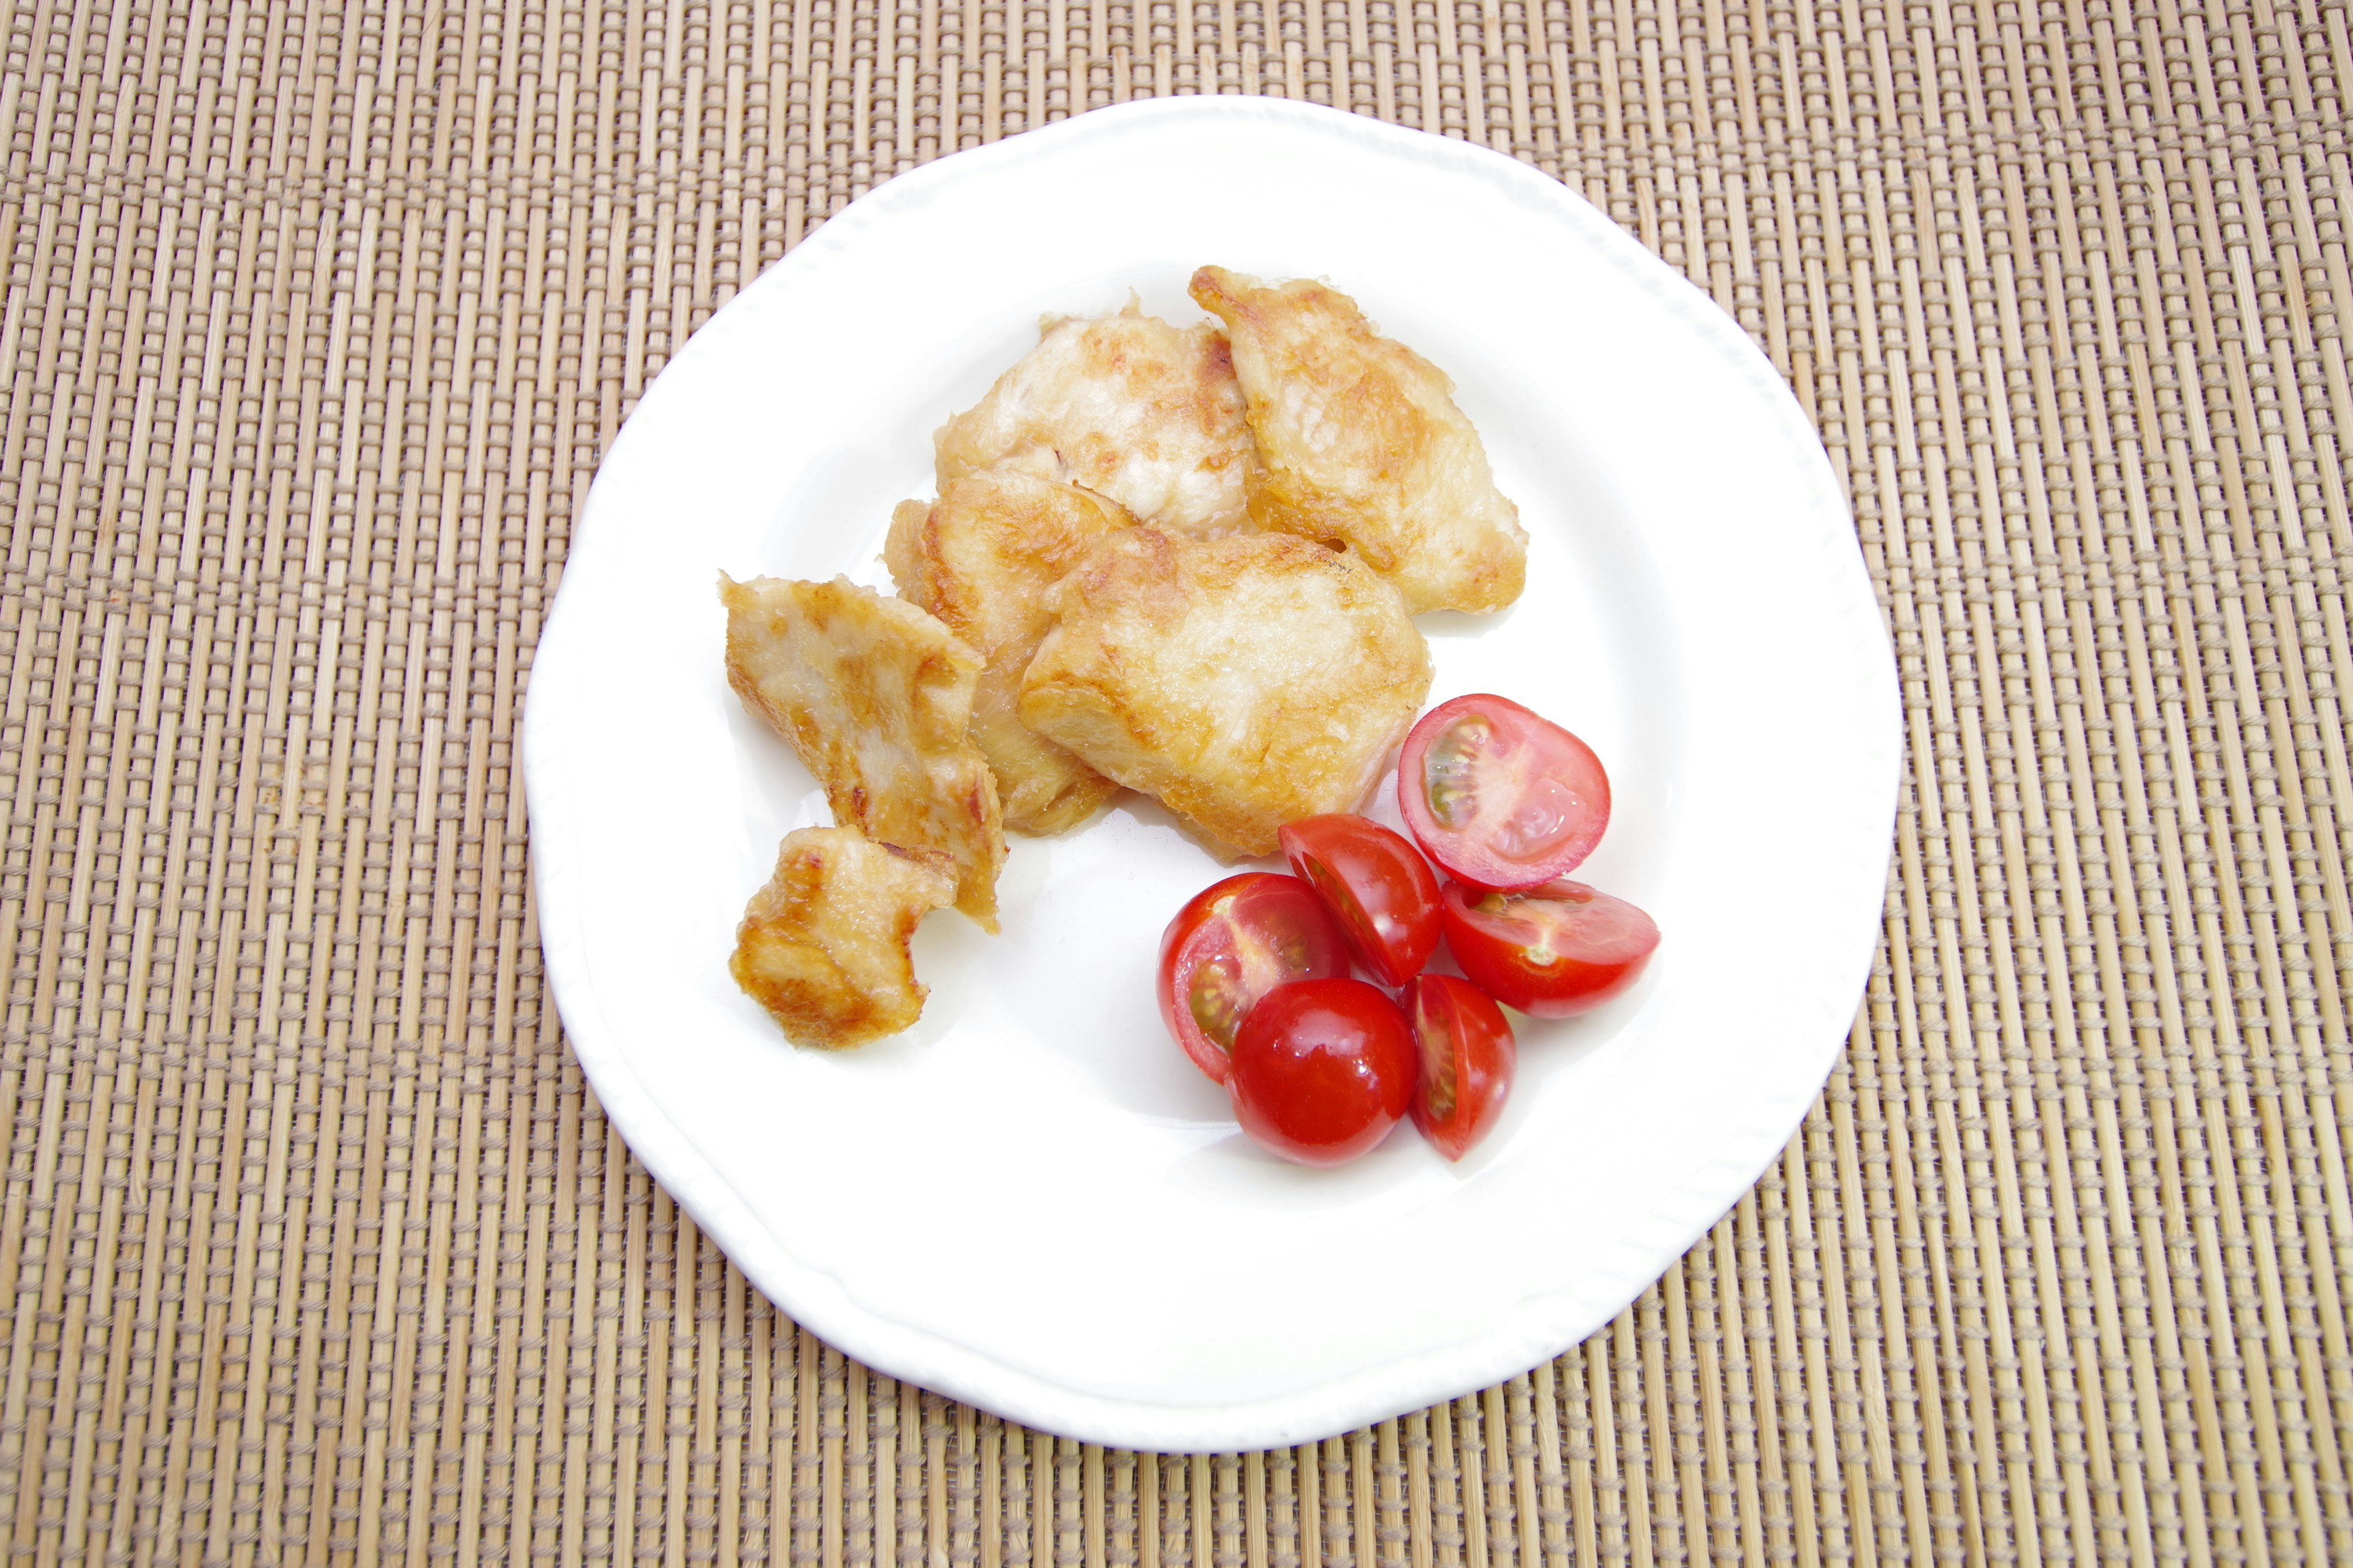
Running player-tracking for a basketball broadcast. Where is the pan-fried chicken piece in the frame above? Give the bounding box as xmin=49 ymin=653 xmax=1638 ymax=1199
xmin=721 ymin=574 xmax=1006 ymax=928
xmin=934 ymin=303 xmax=1254 ymax=534
xmin=1018 ymin=529 xmax=1433 ymax=857
xmin=885 ymin=471 xmax=1135 ymax=835
xmin=730 ymin=826 xmax=958 ymax=1048
xmin=1188 ymin=267 xmax=1528 ymax=615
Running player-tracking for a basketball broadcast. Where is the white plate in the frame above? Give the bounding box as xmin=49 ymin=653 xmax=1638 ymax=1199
xmin=523 ymin=97 xmax=1898 ymax=1452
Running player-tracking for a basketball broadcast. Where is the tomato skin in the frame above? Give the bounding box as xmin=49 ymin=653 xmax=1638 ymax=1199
xmin=1158 ymin=874 xmax=1351 ymax=1084
xmin=1398 ymin=694 xmax=1612 ymax=892
xmin=1439 ymin=879 xmax=1659 ymax=1018
xmin=1227 ymin=979 xmax=1416 ymax=1166
xmin=1277 ymin=815 xmax=1444 ymax=987
xmin=1402 ymin=975 xmax=1516 ymax=1161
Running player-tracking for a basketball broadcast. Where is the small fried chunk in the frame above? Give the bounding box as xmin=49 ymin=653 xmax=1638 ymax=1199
xmin=934 ymin=303 xmax=1254 ymax=534
xmin=885 ymin=471 xmax=1135 ymax=835
xmin=1018 ymin=529 xmax=1433 ymax=857
xmin=721 ymin=574 xmax=1006 ymax=928
xmin=730 ymin=826 xmax=958 ymax=1048
xmin=1188 ymin=267 xmax=1529 ymax=615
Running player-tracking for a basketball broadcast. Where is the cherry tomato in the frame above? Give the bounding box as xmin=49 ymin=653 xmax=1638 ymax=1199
xmin=1227 ymin=978 xmax=1416 ymax=1165
xmin=1398 ymin=694 xmax=1611 ymax=891
xmin=1159 ymin=874 xmax=1350 ymax=1083
xmin=1402 ymin=975 xmax=1516 ymax=1161
xmin=1276 ymin=814 xmax=1443 ymax=987
xmin=1439 ymin=879 xmax=1659 ymax=1018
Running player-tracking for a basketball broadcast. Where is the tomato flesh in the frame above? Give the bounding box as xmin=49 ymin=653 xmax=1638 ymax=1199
xmin=1277 ymin=815 xmax=1443 ymax=987
xmin=1403 ymin=974 xmax=1516 ymax=1161
xmin=1228 ymin=978 xmax=1417 ymax=1165
xmin=1158 ymin=874 xmax=1349 ymax=1083
xmin=1439 ymin=879 xmax=1659 ymax=1018
xmin=1399 ymin=695 xmax=1610 ymax=891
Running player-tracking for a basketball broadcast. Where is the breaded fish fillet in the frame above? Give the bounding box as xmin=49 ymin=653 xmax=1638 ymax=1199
xmin=730 ymin=826 xmax=957 ymax=1048
xmin=1188 ymin=267 xmax=1529 ymax=615
xmin=934 ymin=303 xmax=1254 ymax=534
xmin=721 ymin=574 xmax=1006 ymax=928
xmin=1018 ymin=529 xmax=1433 ymax=857
xmin=885 ymin=471 xmax=1135 ymax=835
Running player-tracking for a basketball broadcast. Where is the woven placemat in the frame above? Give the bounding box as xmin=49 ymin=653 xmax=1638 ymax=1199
xmin=2 ymin=0 xmax=2346 ymax=1561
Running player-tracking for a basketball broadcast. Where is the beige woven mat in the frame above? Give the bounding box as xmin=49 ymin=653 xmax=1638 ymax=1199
xmin=2 ymin=0 xmax=2347 ymax=1561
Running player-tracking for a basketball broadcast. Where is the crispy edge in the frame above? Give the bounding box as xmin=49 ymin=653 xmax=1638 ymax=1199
xmin=1017 ymin=529 xmax=1431 ymax=856
xmin=1188 ymin=265 xmax=1528 ymax=615
xmin=719 ymin=573 xmax=1006 ymax=928
xmin=728 ymin=826 xmax=957 ymax=1049
xmin=885 ymin=478 xmax=1132 ymax=835
xmin=931 ymin=304 xmax=1256 ymax=534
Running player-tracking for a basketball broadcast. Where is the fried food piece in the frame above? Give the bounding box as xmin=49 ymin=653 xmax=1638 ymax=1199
xmin=1018 ymin=529 xmax=1433 ymax=856
xmin=721 ymin=574 xmax=1006 ymax=928
xmin=1188 ymin=267 xmax=1529 ymax=615
xmin=885 ymin=471 xmax=1135 ymax=835
xmin=934 ymin=303 xmax=1254 ymax=534
xmin=730 ymin=826 xmax=958 ymax=1048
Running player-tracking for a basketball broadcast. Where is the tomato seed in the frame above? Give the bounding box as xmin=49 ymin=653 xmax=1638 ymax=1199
xmin=1422 ymin=714 xmax=1493 ymax=827
xmin=1189 ymin=956 xmax=1248 ymax=1051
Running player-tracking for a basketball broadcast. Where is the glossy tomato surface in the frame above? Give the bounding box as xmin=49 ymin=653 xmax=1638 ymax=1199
xmin=1402 ymin=975 xmax=1516 ymax=1161
xmin=1277 ymin=815 xmax=1443 ymax=987
xmin=1158 ymin=874 xmax=1349 ymax=1083
xmin=1398 ymin=694 xmax=1611 ymax=891
xmin=1227 ymin=979 xmax=1415 ymax=1166
xmin=1439 ymin=879 xmax=1659 ymax=1018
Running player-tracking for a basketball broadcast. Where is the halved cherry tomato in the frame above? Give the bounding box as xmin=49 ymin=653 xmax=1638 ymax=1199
xmin=1398 ymin=694 xmax=1611 ymax=891
xmin=1228 ymin=978 xmax=1415 ymax=1165
xmin=1159 ymin=874 xmax=1350 ymax=1083
xmin=1439 ymin=879 xmax=1659 ymax=1018
xmin=1277 ymin=815 xmax=1442 ymax=987
xmin=1402 ymin=974 xmax=1516 ymax=1161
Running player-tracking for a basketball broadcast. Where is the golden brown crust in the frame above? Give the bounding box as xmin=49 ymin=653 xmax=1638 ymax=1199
xmin=884 ymin=471 xmax=1135 ymax=835
xmin=729 ymin=826 xmax=958 ymax=1048
xmin=720 ymin=574 xmax=1006 ymax=928
xmin=1017 ymin=528 xmax=1434 ymax=856
xmin=1187 ymin=266 xmax=1528 ymax=615
xmin=933 ymin=303 xmax=1256 ymax=534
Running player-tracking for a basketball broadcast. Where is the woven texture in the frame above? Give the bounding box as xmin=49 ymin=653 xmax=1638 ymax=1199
xmin=2 ymin=0 xmax=2347 ymax=1561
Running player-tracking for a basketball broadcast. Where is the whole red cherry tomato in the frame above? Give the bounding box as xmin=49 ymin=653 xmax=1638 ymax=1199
xmin=1402 ymin=974 xmax=1516 ymax=1161
xmin=1439 ymin=879 xmax=1659 ymax=1017
xmin=1227 ymin=978 xmax=1417 ymax=1165
xmin=1277 ymin=814 xmax=1442 ymax=987
xmin=1159 ymin=874 xmax=1349 ymax=1083
xmin=1398 ymin=694 xmax=1611 ymax=891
